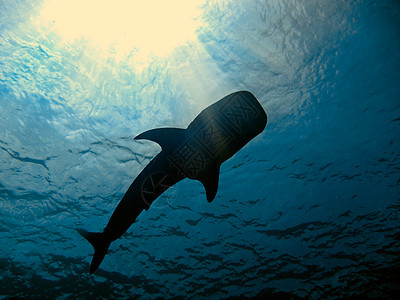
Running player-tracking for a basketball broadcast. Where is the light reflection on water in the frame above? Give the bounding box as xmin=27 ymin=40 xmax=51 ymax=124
xmin=0 ymin=0 xmax=399 ymax=298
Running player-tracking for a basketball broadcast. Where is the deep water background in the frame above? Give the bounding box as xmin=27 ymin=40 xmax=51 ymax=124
xmin=1 ymin=0 xmax=400 ymax=299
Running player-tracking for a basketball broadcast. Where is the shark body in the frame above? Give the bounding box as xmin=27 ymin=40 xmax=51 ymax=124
xmin=79 ymin=91 xmax=267 ymax=273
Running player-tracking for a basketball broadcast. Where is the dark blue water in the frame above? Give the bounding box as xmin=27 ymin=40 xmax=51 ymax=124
xmin=1 ymin=0 xmax=399 ymax=298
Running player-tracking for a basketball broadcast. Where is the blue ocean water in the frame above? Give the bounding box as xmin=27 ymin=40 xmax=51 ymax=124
xmin=1 ymin=0 xmax=399 ymax=298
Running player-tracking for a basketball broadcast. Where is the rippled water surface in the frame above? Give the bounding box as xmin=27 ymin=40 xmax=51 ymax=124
xmin=1 ymin=0 xmax=399 ymax=298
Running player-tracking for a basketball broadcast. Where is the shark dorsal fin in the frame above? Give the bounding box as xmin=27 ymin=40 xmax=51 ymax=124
xmin=198 ymin=165 xmax=220 ymax=203
xmin=134 ymin=127 xmax=186 ymax=152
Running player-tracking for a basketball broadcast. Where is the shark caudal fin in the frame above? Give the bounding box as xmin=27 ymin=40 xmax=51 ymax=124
xmin=78 ymin=229 xmax=110 ymax=274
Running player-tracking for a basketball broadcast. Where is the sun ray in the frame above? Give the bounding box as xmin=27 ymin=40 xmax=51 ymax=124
xmin=40 ymin=0 xmax=205 ymax=59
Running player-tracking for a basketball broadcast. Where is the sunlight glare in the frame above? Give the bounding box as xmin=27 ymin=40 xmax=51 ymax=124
xmin=40 ymin=0 xmax=204 ymax=58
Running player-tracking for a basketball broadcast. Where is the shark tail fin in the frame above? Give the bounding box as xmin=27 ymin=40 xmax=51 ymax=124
xmin=78 ymin=229 xmax=110 ymax=274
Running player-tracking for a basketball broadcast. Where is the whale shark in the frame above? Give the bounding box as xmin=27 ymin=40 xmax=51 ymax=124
xmin=79 ymin=91 xmax=267 ymax=273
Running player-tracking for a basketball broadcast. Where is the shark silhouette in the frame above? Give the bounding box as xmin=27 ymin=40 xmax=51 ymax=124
xmin=79 ymin=91 xmax=267 ymax=273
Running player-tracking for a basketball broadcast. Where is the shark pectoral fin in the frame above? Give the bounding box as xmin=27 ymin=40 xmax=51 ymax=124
xmin=134 ymin=127 xmax=186 ymax=152
xmin=198 ymin=166 xmax=220 ymax=203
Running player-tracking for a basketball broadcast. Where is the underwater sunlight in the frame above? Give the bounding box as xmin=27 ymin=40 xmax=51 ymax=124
xmin=0 ymin=0 xmax=399 ymax=298
xmin=39 ymin=0 xmax=205 ymax=59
